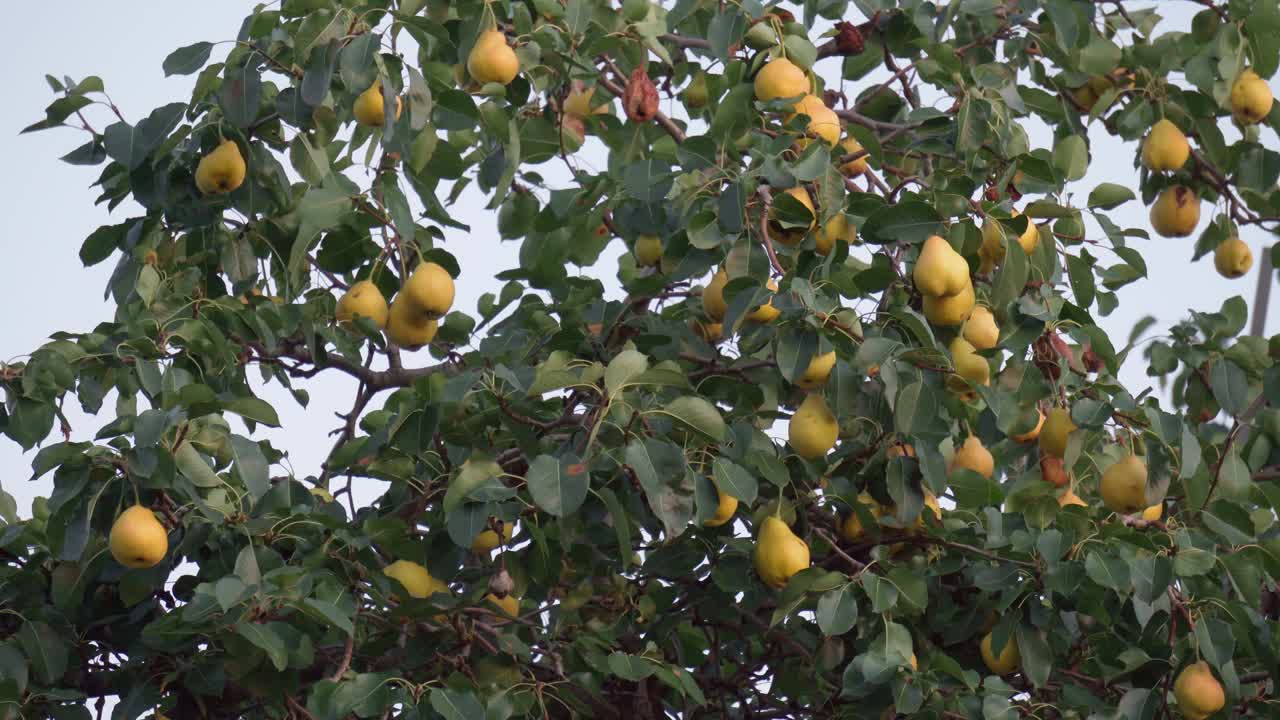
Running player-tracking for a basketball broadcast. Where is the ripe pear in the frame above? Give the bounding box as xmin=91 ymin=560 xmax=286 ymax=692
xmin=1173 ymin=661 xmax=1225 ymax=720
xmin=1039 ymin=407 xmax=1077 ymax=458
xmin=691 ymin=319 xmax=723 ymax=343
xmin=1141 ymin=119 xmax=1189 ymax=172
xmin=1141 ymin=503 xmax=1163 ymax=521
xmin=788 ymin=392 xmax=838 ymax=459
xmin=769 ymin=187 xmax=816 ymax=245
xmin=912 ymin=492 xmax=943 ymax=532
xmin=1041 ymin=455 xmax=1070 ymax=488
xmin=1015 ymin=212 xmax=1040 ymax=254
xmin=704 ymin=488 xmax=739 ymax=527
xmin=816 ymin=214 xmax=857 ymax=255
xmin=634 ymin=234 xmax=663 ymax=266
xmin=744 ymin=278 xmax=781 ymax=323
xmin=950 ymin=436 xmax=993 ymax=479
xmin=383 ymin=559 xmax=449 ymax=599
xmin=1230 ymin=69 xmax=1274 ymax=125
xmin=980 ymin=633 xmax=1020 ymax=675
xmin=472 ymin=522 xmax=514 ymax=553
xmin=1058 ymin=488 xmax=1088 ymax=508
xmin=336 ymin=280 xmax=389 ymax=329
xmin=402 ymin=262 xmax=455 ymax=318
xmin=563 ymin=86 xmax=610 ymax=117
xmin=796 ymin=351 xmax=837 ymax=389
xmin=1149 ymin=185 xmax=1201 ymax=238
xmin=353 ymin=80 xmax=403 ymax=127
xmin=702 ymin=269 xmax=729 ymax=320
xmin=385 ymin=297 xmax=439 ymax=348
xmin=922 ymin=280 xmax=975 ymax=326
xmin=485 ymin=593 xmax=520 ymax=620
xmin=949 ymin=336 xmax=990 ymax=388
xmin=1011 ymin=410 xmax=1045 ymax=442
xmin=1100 ymin=454 xmax=1148 ymax=514
xmin=787 ymin=94 xmax=840 ymax=148
xmin=467 ymin=30 xmax=519 ymax=85
xmin=839 ymin=136 xmax=868 ymax=176
xmin=753 ymin=516 xmax=810 ymax=588
xmin=109 ymin=505 xmax=168 ymax=569
xmin=914 ymin=236 xmax=970 ymax=297
xmin=754 ymin=57 xmax=809 ymax=101
xmin=1214 ymin=236 xmax=1252 ymax=278
xmin=840 ymin=491 xmax=882 ymax=540
xmin=963 ymin=305 xmax=999 ymax=350
xmin=195 ymin=140 xmax=247 ymax=195
xmin=683 ymin=72 xmax=709 ymax=109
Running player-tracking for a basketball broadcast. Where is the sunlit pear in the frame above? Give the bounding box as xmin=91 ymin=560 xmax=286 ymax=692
xmin=1041 ymin=455 xmax=1070 ymax=488
xmin=563 ymin=86 xmax=610 ymax=117
xmin=353 ymin=80 xmax=402 ymax=127
xmin=384 ymin=560 xmax=449 ymax=599
xmin=683 ymin=71 xmax=709 ymax=109
xmin=109 ymin=505 xmax=168 ymax=569
xmin=468 ymin=30 xmax=519 ymax=86
xmin=754 ymin=57 xmax=809 ymax=101
xmin=838 ymin=136 xmax=868 ymax=176
xmin=1230 ymin=69 xmax=1274 ymax=125
xmin=1014 ymin=211 xmax=1039 ymax=254
xmin=485 ymin=593 xmax=520 ymax=620
xmin=336 ymin=280 xmax=389 ymax=329
xmin=816 ymin=214 xmax=857 ymax=255
xmin=1058 ymin=488 xmax=1088 ymax=508
xmin=914 ymin=235 xmax=970 ymax=297
xmin=787 ymin=94 xmax=840 ymax=147
xmin=1141 ymin=119 xmax=1189 ymax=172
xmin=980 ymin=216 xmax=1006 ymax=268
xmin=1141 ymin=503 xmax=1163 ymax=521
xmin=840 ymin=491 xmax=882 ymax=541
xmin=691 ymin=318 xmax=723 ymax=343
xmin=950 ymin=436 xmax=993 ymax=479
xmin=769 ymin=187 xmax=816 ymax=245
xmin=907 ymin=492 xmax=943 ymax=534
xmin=949 ymin=336 xmax=990 ymax=388
xmin=385 ymin=297 xmax=439 ymax=349
xmin=472 ymin=523 xmax=515 ymax=553
xmin=796 ymin=351 xmax=836 ymax=389
xmin=963 ymin=305 xmax=999 ymax=350
xmin=788 ymin=392 xmax=838 ymax=459
xmin=634 ymin=234 xmax=663 ymax=267
xmin=704 ymin=488 xmax=739 ymax=527
xmin=1100 ymin=454 xmax=1148 ymax=514
xmin=886 ymin=442 xmax=915 ymax=460
xmin=922 ymin=280 xmax=975 ymax=326
xmin=402 ymin=261 xmax=455 ymax=318
xmin=1149 ymin=185 xmax=1201 ymax=238
xmin=909 ymin=653 xmax=919 ymax=672
xmin=744 ymin=278 xmax=781 ymax=323
xmin=1039 ymin=407 xmax=1077 ymax=458
xmin=1174 ymin=661 xmax=1225 ymax=720
xmin=1214 ymin=236 xmax=1252 ymax=278
xmin=753 ymin=516 xmax=810 ymax=588
xmin=980 ymin=633 xmax=1020 ymax=675
xmin=702 ymin=269 xmax=729 ymax=320
xmin=1011 ymin=409 xmax=1045 ymax=442
xmin=195 ymin=139 xmax=246 ymax=195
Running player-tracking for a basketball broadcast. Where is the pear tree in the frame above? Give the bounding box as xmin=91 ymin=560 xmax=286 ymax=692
xmin=5 ymin=0 xmax=1280 ymax=718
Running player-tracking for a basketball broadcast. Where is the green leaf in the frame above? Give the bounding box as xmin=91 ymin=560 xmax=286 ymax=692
xmin=1016 ymin=625 xmax=1053 ymax=688
xmin=991 ymin=236 xmax=1029 ymax=310
xmin=174 ymin=441 xmax=221 ymax=488
xmin=429 ymin=688 xmax=485 ymax=720
xmin=229 ymin=435 xmax=269 ymax=499
xmin=16 ymin=621 xmax=67 ymax=685
xmin=290 ymin=184 xmax=354 ymax=289
xmin=1085 ymin=553 xmax=1130 ymax=591
xmin=661 ymin=396 xmax=726 ymax=441
xmin=1052 ymin=134 xmax=1088 ymax=181
xmin=817 ymin=584 xmax=858 ymax=636
xmin=223 ymin=396 xmax=281 ymax=427
xmin=163 ymin=41 xmax=214 ymax=76
xmin=1087 ymin=183 xmax=1135 ymax=209
xmin=861 ymin=201 xmax=944 ymax=245
xmin=1193 ymin=618 xmax=1235 ymax=671
xmin=525 ymin=453 xmax=588 ymax=517
xmin=339 ymin=32 xmax=379 ymax=92
xmin=1066 ymin=253 xmax=1096 ymax=308
xmin=712 ymin=457 xmax=758 ymax=504
xmin=1209 ymin=359 xmax=1250 ymax=416
xmin=235 ymin=622 xmax=288 ymax=671
xmin=862 ymin=573 xmax=898 ymax=613
xmin=894 ymin=381 xmax=938 ymax=436
xmin=605 ymin=349 xmax=649 ymax=394
xmin=219 ymin=66 xmax=262 ymax=128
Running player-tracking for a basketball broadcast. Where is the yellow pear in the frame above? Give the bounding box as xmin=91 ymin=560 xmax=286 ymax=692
xmin=1100 ymin=454 xmax=1148 ymax=514
xmin=787 ymin=94 xmax=840 ymax=148
xmin=914 ymin=236 xmax=970 ymax=297
xmin=754 ymin=57 xmax=809 ymax=101
xmin=1015 ymin=212 xmax=1040 ymax=254
xmin=385 ymin=297 xmax=439 ymax=348
xmin=402 ymin=262 xmax=455 ymax=318
xmin=1230 ymin=69 xmax=1274 ymax=125
xmin=949 ymin=336 xmax=990 ymax=388
xmin=980 ymin=217 xmax=1006 ymax=268
xmin=744 ymin=278 xmax=781 ymax=323
xmin=634 ymin=234 xmax=663 ymax=266
xmin=702 ymin=269 xmax=729 ymax=320
xmin=963 ymin=305 xmax=999 ymax=350
xmin=980 ymin=633 xmax=1020 ymax=675
xmin=336 ymin=280 xmax=389 ymax=329
xmin=1214 ymin=236 xmax=1252 ymax=278
xmin=788 ymin=392 xmax=838 ymax=459
xmin=109 ymin=505 xmax=168 ymax=569
xmin=485 ymin=593 xmax=520 ymax=620
xmin=195 ymin=140 xmax=247 ymax=195
xmin=922 ymin=280 xmax=975 ymax=326
xmin=1058 ymin=489 xmax=1088 ymax=508
xmin=1174 ymin=661 xmax=1225 ymax=720
xmin=1150 ymin=186 xmax=1201 ymax=238
xmin=1011 ymin=410 xmax=1045 ymax=442
xmin=840 ymin=491 xmax=882 ymax=541
xmin=886 ymin=442 xmax=915 ymax=460
xmin=950 ymin=436 xmax=993 ymax=479
xmin=1039 ymin=407 xmax=1077 ymax=458
xmin=384 ymin=559 xmax=449 ymax=599
xmin=704 ymin=488 xmax=739 ymax=527
xmin=1141 ymin=119 xmax=1190 ymax=172
xmin=564 ymin=86 xmax=610 ymax=117
xmin=838 ymin=136 xmax=868 ymax=176
xmin=816 ymin=214 xmax=857 ymax=255
xmin=909 ymin=492 xmax=943 ymax=534
xmin=691 ymin=319 xmax=723 ymax=343
xmin=796 ymin=351 xmax=837 ymax=389
xmin=1141 ymin=503 xmax=1163 ymax=521
xmin=468 ymin=30 xmax=519 ymax=85
xmin=353 ymin=80 xmax=403 ymax=127
xmin=769 ymin=187 xmax=816 ymax=245
xmin=753 ymin=516 xmax=810 ymax=588
xmin=472 ymin=522 xmax=515 ymax=553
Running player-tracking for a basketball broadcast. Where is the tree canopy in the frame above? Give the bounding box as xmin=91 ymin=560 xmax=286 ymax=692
xmin=4 ymin=0 xmax=1280 ymax=718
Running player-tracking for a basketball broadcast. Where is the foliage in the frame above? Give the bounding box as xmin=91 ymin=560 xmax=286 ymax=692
xmin=3 ymin=0 xmax=1280 ymax=718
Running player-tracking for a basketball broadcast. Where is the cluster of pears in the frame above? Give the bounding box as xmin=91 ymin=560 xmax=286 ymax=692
xmin=335 ymin=261 xmax=455 ymax=349
xmin=980 ymin=210 xmax=1039 ymax=272
xmin=1034 ymin=404 xmax=1161 ymax=519
xmin=383 ymin=557 xmax=521 ymax=622
xmin=108 ymin=504 xmax=169 ymax=569
xmin=701 ymin=265 xmax=782 ymax=331
xmin=914 ymin=236 xmax=976 ymax=328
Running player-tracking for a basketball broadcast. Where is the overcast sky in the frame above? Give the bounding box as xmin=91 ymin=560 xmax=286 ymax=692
xmin=2 ymin=2 xmax=1276 ymax=518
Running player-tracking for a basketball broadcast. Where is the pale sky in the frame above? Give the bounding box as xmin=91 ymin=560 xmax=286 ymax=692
xmin=2 ymin=2 xmax=1275 ymax=517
